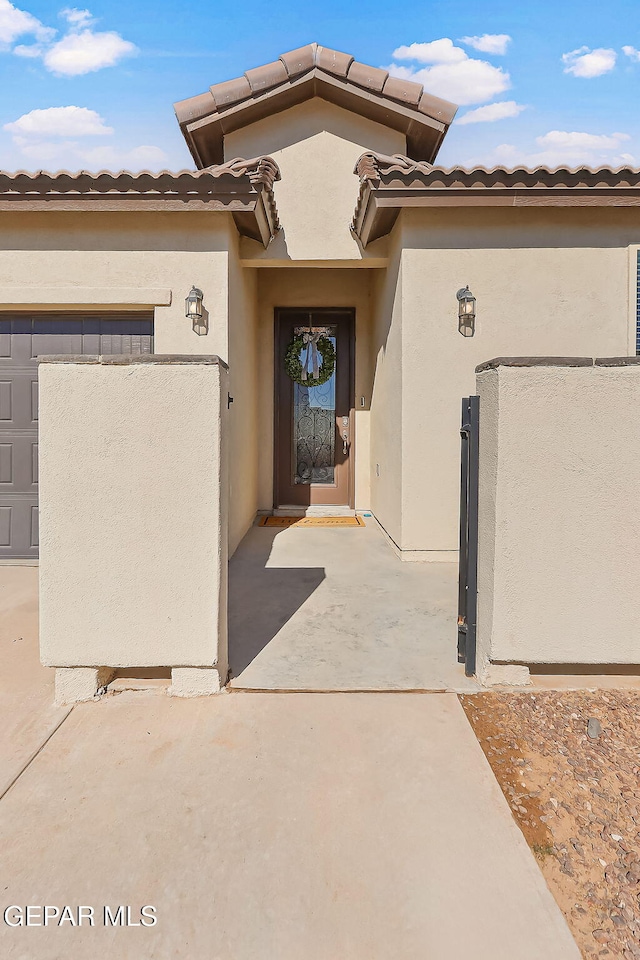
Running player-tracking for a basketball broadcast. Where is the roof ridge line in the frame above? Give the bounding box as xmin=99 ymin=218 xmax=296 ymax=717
xmin=173 ymin=43 xmax=458 ymax=167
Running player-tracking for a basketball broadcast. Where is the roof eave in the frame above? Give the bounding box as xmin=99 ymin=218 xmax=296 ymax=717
xmin=354 ymin=187 xmax=640 ymax=246
xmin=181 ymin=69 xmax=450 ymax=169
xmin=0 ymin=160 xmax=282 ymax=247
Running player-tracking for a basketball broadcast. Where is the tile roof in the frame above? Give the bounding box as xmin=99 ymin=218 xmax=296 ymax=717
xmin=352 ymin=152 xmax=640 ymax=246
xmin=174 ymin=43 xmax=458 ymax=168
xmin=0 ymin=156 xmax=281 ymax=247
xmin=354 ymin=153 xmax=640 ymax=187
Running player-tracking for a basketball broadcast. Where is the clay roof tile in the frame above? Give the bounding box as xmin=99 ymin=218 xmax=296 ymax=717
xmin=315 ymin=45 xmax=353 ymax=78
xmin=382 ymin=75 xmax=423 ymax=108
xmin=279 ymin=43 xmax=317 ymax=79
xmin=346 ymin=60 xmax=388 ymax=94
xmin=244 ymin=59 xmax=288 ymax=94
xmin=418 ymin=91 xmax=458 ymax=125
xmin=174 ymin=91 xmax=217 ymax=125
xmin=209 ymin=75 xmax=252 ymax=110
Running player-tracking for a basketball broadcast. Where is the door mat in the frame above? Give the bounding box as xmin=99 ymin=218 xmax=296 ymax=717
xmin=259 ymin=515 xmax=365 ymax=528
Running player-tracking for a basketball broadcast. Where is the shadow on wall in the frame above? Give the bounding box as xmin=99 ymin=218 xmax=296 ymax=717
xmin=228 ymin=528 xmax=325 ymax=677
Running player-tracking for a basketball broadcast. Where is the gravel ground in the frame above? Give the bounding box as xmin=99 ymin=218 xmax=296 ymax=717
xmin=460 ymin=691 xmax=640 ymax=959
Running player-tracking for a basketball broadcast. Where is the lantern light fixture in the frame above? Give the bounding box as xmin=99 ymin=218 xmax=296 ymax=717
xmin=456 ymin=285 xmax=476 ymax=337
xmin=185 ymin=285 xmax=204 ymax=321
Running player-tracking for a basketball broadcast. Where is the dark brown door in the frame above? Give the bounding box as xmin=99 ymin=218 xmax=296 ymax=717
xmin=275 ymin=309 xmax=354 ymax=508
xmin=0 ymin=313 xmax=154 ymax=559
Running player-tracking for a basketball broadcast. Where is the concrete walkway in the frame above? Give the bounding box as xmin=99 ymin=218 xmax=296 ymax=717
xmin=0 ymin=689 xmax=579 ymax=960
xmin=0 ymin=563 xmax=581 ymax=959
xmin=229 ymin=520 xmax=479 ymax=692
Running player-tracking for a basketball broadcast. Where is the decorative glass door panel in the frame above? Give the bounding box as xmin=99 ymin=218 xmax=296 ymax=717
xmin=276 ymin=309 xmax=354 ymax=507
xmin=293 ymin=324 xmax=336 ymax=485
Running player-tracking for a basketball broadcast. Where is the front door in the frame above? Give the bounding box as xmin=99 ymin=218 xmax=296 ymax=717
xmin=275 ymin=308 xmax=354 ymax=508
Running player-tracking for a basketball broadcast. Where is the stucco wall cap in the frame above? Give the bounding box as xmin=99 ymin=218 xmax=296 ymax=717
xmin=475 ymin=357 xmax=594 ymax=373
xmin=38 ymin=354 xmax=229 ymax=368
xmin=595 ymin=357 xmax=640 ymax=366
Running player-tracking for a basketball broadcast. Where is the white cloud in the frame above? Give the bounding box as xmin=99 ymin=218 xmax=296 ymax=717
xmin=77 ymin=144 xmax=168 ymax=168
xmin=457 ymin=100 xmax=526 ymax=125
xmin=2 ymin=4 xmax=136 ymax=75
xmin=622 ymin=45 xmax=640 ymax=62
xmin=392 ymin=39 xmax=467 ymax=64
xmin=60 ymin=7 xmax=94 ymax=28
xmin=3 ymin=103 xmax=167 ymax=171
xmin=0 ymin=0 xmax=53 ymax=45
xmin=386 ymin=37 xmax=510 ymax=105
xmin=4 ymin=105 xmax=113 ymax=137
xmin=459 ymin=34 xmax=511 ymax=55
xmin=386 ymin=60 xmax=510 ymax=107
xmin=43 ymin=27 xmax=136 ymax=75
xmin=13 ymin=41 xmax=42 ymax=56
xmin=562 ymin=46 xmax=616 ymax=78
xmin=466 ymin=130 xmax=634 ymax=169
xmin=10 ymin=137 xmax=168 ymax=169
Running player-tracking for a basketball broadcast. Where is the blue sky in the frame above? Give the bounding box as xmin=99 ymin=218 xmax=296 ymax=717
xmin=2 ymin=0 xmax=640 ymax=170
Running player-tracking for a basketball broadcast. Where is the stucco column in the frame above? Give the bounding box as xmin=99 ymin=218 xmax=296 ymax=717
xmin=476 ymin=356 xmax=640 ymax=682
xmin=39 ymin=356 xmax=229 ymax=701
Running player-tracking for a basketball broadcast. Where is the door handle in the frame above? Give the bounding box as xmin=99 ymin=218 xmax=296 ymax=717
xmin=342 ymin=431 xmax=349 ymax=455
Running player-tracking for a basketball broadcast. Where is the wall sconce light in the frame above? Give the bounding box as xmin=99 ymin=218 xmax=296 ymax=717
xmin=185 ymin=285 xmax=204 ymax=321
xmin=457 ymin=285 xmax=476 ymax=337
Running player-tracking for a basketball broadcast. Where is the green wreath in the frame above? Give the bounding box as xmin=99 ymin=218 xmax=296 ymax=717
xmin=284 ymin=334 xmax=335 ymax=387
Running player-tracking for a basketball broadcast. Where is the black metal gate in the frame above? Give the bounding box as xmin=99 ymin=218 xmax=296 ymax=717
xmin=458 ymin=396 xmax=479 ymax=677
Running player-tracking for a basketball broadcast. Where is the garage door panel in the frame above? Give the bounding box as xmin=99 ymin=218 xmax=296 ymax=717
xmin=0 ymin=436 xmax=37 ymax=491
xmin=33 ymin=318 xmax=84 ymax=357
xmin=0 ymin=312 xmax=153 ymax=559
xmin=0 ymin=505 xmax=11 ymax=547
xmin=0 ymin=372 xmax=37 ymax=428
xmin=0 ymin=380 xmax=12 ymax=423
xmin=0 ymin=444 xmax=12 ymax=484
xmin=31 ymin=505 xmax=38 ymax=549
xmin=0 ymin=500 xmax=38 ymax=558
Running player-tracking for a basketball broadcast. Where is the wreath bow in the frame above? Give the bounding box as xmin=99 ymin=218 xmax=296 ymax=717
xmin=300 ymin=331 xmax=321 ymax=382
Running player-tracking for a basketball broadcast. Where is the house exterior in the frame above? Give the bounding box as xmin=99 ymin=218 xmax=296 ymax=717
xmin=3 ymin=43 xmax=640 ymax=692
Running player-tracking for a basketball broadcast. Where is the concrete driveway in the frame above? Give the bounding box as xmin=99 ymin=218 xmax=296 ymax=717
xmin=0 ymin=567 xmax=69 ymax=799
xmin=0 ymin=565 xmax=580 ymax=959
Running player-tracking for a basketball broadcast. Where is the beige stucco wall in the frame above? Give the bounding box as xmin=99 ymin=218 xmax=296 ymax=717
xmin=369 ymin=229 xmax=403 ymax=547
xmin=476 ymin=362 xmax=640 ymax=671
xmin=227 ymin=232 xmax=259 ymax=552
xmin=255 ymin=267 xmax=375 ymax=510
xmin=38 ymin=358 xmax=228 ymax=676
xmin=0 ymin=209 xmax=264 ymax=556
xmin=226 ymin=99 xmax=404 ymax=264
xmin=0 ymin=211 xmax=231 ymax=356
xmin=396 ymin=207 xmax=638 ymax=555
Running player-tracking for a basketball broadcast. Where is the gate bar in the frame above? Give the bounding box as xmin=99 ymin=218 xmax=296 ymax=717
xmin=458 ymin=395 xmax=480 ymax=677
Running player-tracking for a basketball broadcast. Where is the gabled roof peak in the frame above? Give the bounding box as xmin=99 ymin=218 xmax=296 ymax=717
xmin=174 ymin=43 xmax=458 ymax=168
